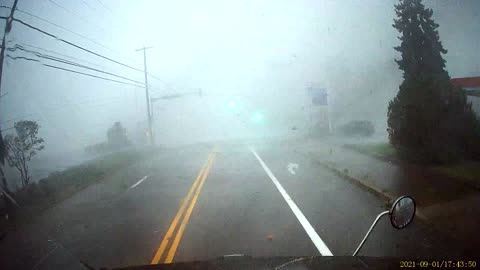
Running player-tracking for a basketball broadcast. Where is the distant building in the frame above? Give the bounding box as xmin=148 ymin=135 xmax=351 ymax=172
xmin=450 ymin=76 xmax=480 ymax=116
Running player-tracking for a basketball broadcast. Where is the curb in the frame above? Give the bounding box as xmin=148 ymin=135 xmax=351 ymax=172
xmin=343 ymin=144 xmax=480 ymax=192
xmin=305 ymin=152 xmax=429 ymax=222
xmin=303 ymin=147 xmax=478 ymax=256
xmin=342 ymin=144 xmax=399 ymax=165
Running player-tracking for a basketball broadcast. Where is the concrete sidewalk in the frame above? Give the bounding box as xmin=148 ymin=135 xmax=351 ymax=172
xmin=293 ymin=139 xmax=480 ymax=257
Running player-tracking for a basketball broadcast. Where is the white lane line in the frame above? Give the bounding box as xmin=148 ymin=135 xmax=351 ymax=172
xmin=249 ymin=146 xmax=333 ymax=256
xmin=130 ymin=175 xmax=148 ymax=189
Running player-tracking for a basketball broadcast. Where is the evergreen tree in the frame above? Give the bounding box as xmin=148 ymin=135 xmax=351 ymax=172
xmin=388 ymin=0 xmax=480 ymax=163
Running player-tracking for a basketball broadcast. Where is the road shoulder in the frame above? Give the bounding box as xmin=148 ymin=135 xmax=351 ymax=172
xmin=293 ymin=138 xmax=480 ymax=257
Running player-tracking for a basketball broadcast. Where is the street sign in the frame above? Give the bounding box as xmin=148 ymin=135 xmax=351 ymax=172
xmin=308 ymin=88 xmax=328 ymax=106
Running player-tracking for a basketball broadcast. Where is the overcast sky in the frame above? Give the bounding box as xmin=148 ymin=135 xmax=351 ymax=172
xmin=0 ymin=0 xmax=479 ymax=153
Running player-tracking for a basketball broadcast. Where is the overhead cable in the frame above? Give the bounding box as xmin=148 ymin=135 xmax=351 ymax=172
xmin=19 ymin=42 xmax=107 ymax=69
xmin=1 ymin=8 xmax=172 ymax=87
xmin=11 ymin=7 xmax=139 ymax=65
xmin=12 ymin=18 xmax=144 ymax=72
xmin=7 ymin=54 xmax=144 ymax=88
xmin=9 ymin=44 xmax=144 ymax=85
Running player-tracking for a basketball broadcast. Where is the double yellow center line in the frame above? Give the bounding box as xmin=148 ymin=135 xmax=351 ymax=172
xmin=151 ymin=149 xmax=216 ymax=264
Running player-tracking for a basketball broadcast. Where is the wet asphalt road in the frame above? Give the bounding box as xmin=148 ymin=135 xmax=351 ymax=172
xmin=1 ymin=141 xmax=459 ymax=270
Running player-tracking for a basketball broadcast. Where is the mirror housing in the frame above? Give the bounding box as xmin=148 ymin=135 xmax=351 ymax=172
xmin=353 ymin=195 xmax=416 ymax=256
xmin=389 ymin=196 xmax=416 ymax=229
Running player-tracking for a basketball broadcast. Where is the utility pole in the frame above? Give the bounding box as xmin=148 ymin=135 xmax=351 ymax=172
xmin=0 ymin=0 xmax=19 ymax=210
xmin=135 ymin=46 xmax=154 ymax=145
xmin=326 ymin=87 xmax=333 ymax=134
xmin=0 ymin=0 xmax=19 ymax=96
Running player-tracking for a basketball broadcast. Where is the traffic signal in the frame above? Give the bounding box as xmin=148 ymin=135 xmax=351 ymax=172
xmin=252 ymin=112 xmax=263 ymax=123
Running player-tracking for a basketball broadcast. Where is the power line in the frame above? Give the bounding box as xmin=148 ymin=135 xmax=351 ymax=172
xmin=94 ymin=0 xmax=112 ymax=13
xmin=147 ymin=72 xmax=172 ymax=86
xmin=145 ymin=73 xmax=186 ymax=93
xmin=45 ymin=0 xmax=131 ymax=56
xmin=11 ymin=7 xmax=128 ymax=58
xmin=8 ymin=44 xmax=144 ymax=85
xmin=9 ymin=5 xmax=142 ymax=66
xmin=46 ymin=0 xmax=98 ymax=29
xmin=148 ymin=86 xmax=164 ymax=94
xmin=12 ymin=17 xmax=144 ymax=72
xmin=46 ymin=55 xmax=144 ymax=85
xmin=6 ymin=54 xmax=144 ymax=88
xmin=6 ymin=51 xmax=184 ymax=94
xmin=46 ymin=0 xmax=71 ymax=14
xmin=13 ymin=43 xmax=166 ymax=94
xmin=19 ymin=42 xmax=106 ymax=69
xmin=0 ymin=5 xmax=12 ymax=10
xmin=0 ymin=126 xmax=14 ymax=132
xmin=80 ymin=0 xmax=95 ymax=11
xmin=3 ymin=8 xmax=173 ymax=91
xmin=2 ymin=7 xmax=174 ymax=89
xmin=6 ymin=55 xmax=39 ymax=62
xmin=45 ymin=64 xmax=143 ymax=88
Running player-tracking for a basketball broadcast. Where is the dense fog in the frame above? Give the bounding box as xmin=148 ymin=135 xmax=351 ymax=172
xmin=1 ymin=0 xmax=479 ymax=182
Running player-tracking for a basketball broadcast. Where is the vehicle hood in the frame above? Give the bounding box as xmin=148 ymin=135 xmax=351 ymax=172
xmin=111 ymin=256 xmax=401 ymax=270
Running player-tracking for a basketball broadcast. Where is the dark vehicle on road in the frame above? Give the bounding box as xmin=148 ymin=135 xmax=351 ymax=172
xmin=339 ymin=121 xmax=374 ymax=137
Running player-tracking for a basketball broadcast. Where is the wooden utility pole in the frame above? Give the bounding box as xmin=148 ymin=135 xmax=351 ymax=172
xmin=135 ymin=46 xmax=154 ymax=145
xmin=0 ymin=0 xmax=19 ymax=209
xmin=0 ymin=0 xmax=19 ymax=97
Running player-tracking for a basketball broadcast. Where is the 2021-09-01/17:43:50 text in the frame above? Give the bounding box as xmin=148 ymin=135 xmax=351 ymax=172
xmin=399 ymin=260 xmax=477 ymax=268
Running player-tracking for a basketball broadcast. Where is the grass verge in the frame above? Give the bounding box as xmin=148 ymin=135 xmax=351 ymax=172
xmin=344 ymin=142 xmax=397 ymax=162
xmin=4 ymin=147 xmax=158 ymax=226
xmin=431 ymin=161 xmax=480 ymax=189
xmin=346 ymin=143 xmax=480 ymax=189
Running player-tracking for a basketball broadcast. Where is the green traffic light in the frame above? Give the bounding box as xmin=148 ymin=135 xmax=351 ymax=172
xmin=252 ymin=112 xmax=263 ymax=122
